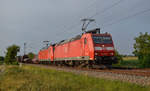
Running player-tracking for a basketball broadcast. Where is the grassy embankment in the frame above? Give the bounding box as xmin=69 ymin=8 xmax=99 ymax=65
xmin=113 ymin=57 xmax=140 ymax=68
xmin=0 ymin=65 xmax=150 ymax=91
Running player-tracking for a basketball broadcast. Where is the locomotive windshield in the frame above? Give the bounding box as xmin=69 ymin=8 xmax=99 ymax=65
xmin=92 ymin=36 xmax=112 ymax=44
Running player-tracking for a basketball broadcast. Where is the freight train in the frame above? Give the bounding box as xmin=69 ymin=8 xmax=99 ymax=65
xmin=38 ymin=28 xmax=118 ymax=68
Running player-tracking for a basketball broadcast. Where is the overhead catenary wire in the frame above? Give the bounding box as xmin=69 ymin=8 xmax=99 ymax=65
xmin=103 ymin=8 xmax=150 ymax=27
xmin=67 ymin=0 xmax=124 ymax=31
xmin=89 ymin=0 xmax=124 ymax=18
xmin=96 ymin=0 xmax=143 ymax=27
xmin=34 ymin=0 xmax=150 ymax=54
xmin=55 ymin=0 xmax=124 ymax=37
xmin=54 ymin=0 xmax=99 ymax=34
xmin=50 ymin=0 xmax=150 ymax=43
xmin=47 ymin=0 xmax=149 ymax=43
xmin=28 ymin=1 xmax=123 ymax=53
xmin=37 ymin=1 xmax=150 ymax=54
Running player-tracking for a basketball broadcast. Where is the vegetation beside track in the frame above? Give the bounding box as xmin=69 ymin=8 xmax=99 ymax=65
xmin=123 ymin=57 xmax=138 ymax=61
xmin=0 ymin=65 xmax=150 ymax=91
xmin=113 ymin=57 xmax=140 ymax=68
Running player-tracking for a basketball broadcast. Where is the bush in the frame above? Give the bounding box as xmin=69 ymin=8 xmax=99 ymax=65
xmin=4 ymin=45 xmax=20 ymax=65
xmin=0 ymin=56 xmax=4 ymax=61
xmin=0 ymin=56 xmax=4 ymax=65
xmin=114 ymin=50 xmax=123 ymax=65
xmin=139 ymin=55 xmax=150 ymax=68
xmin=133 ymin=32 xmax=150 ymax=68
xmin=28 ymin=52 xmax=35 ymax=60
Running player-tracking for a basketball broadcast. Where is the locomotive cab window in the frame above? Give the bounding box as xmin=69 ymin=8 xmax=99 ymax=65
xmin=92 ymin=36 xmax=112 ymax=44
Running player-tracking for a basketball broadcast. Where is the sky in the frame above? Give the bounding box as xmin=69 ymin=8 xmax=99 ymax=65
xmin=0 ymin=0 xmax=150 ymax=56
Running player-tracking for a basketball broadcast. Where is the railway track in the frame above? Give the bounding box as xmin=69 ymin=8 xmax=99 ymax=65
xmin=68 ymin=67 xmax=150 ymax=77
xmin=88 ymin=68 xmax=150 ymax=77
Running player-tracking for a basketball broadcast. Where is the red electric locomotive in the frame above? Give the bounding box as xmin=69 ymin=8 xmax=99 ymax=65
xmin=38 ymin=28 xmax=118 ymax=67
xmin=38 ymin=46 xmax=54 ymax=64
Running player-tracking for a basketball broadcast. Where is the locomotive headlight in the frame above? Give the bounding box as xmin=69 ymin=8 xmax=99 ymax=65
xmin=94 ymin=47 xmax=102 ymax=50
xmin=95 ymin=53 xmax=98 ymax=55
xmin=106 ymin=47 xmax=114 ymax=50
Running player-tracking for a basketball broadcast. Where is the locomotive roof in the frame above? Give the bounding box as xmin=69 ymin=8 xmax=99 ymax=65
xmin=92 ymin=33 xmax=111 ymax=36
xmin=40 ymin=28 xmax=111 ymax=48
xmin=55 ymin=28 xmax=111 ymax=46
xmin=55 ymin=28 xmax=100 ymax=45
xmin=56 ymin=35 xmax=81 ymax=45
xmin=40 ymin=46 xmax=50 ymax=50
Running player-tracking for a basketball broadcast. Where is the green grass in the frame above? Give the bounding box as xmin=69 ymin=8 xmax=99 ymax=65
xmin=0 ymin=65 xmax=149 ymax=91
xmin=121 ymin=60 xmax=140 ymax=67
